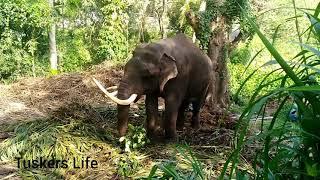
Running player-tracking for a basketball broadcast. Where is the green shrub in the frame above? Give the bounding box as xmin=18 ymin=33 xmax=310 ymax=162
xmin=228 ymin=63 xmax=280 ymax=104
xmin=116 ymin=152 xmax=141 ymax=177
xmin=58 ymin=29 xmax=92 ymax=72
xmin=119 ymin=124 xmax=149 ymax=153
xmin=229 ymin=43 xmax=251 ymax=65
xmin=92 ymin=0 xmax=129 ymax=63
xmin=0 ymin=37 xmax=31 ymax=81
xmin=95 ymin=25 xmax=128 ymax=62
xmin=0 ymin=1 xmax=49 ymax=81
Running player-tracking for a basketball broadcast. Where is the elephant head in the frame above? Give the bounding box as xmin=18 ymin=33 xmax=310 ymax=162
xmin=93 ymin=42 xmax=178 ymax=136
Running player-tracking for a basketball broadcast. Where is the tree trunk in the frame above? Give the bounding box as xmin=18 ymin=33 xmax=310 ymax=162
xmin=207 ymin=16 xmax=230 ymax=109
xmin=161 ymin=0 xmax=167 ymax=38
xmin=48 ymin=0 xmax=58 ymax=74
xmin=186 ymin=11 xmax=230 ymax=110
xmin=157 ymin=13 xmax=163 ymax=38
xmin=157 ymin=0 xmax=167 ymax=39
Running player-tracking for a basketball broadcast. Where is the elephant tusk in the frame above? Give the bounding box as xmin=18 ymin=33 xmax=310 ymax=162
xmin=107 ymin=86 xmax=118 ymax=91
xmin=92 ymin=78 xmax=137 ymax=105
xmin=109 ymin=91 xmax=118 ymax=96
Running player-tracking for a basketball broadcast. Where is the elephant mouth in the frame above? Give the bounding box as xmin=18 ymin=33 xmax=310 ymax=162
xmin=92 ymin=77 xmax=137 ymax=105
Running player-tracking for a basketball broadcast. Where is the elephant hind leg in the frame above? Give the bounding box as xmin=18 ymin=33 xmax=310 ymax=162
xmin=191 ymin=85 xmax=210 ymax=129
xmin=191 ymin=101 xmax=201 ymax=129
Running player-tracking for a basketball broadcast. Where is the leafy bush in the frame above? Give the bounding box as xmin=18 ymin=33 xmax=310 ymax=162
xmin=0 ymin=35 xmax=32 ymax=81
xmin=95 ymin=25 xmax=128 ymax=62
xmin=58 ymin=29 xmax=92 ymax=72
xmin=0 ymin=1 xmax=49 ymax=81
xmin=116 ymin=152 xmax=141 ymax=177
xmin=119 ymin=124 xmax=150 ymax=152
xmin=228 ymin=63 xmax=280 ymax=105
xmin=92 ymin=0 xmax=129 ymax=63
xmin=229 ymin=43 xmax=251 ymax=65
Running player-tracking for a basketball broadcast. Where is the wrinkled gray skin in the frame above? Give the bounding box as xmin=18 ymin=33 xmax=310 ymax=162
xmin=117 ymin=34 xmax=213 ymax=140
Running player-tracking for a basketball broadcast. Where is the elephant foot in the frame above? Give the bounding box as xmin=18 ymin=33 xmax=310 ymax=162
xmin=176 ymin=124 xmax=184 ymax=131
xmin=147 ymin=127 xmax=164 ymax=141
xmin=165 ymin=136 xmax=178 ymax=143
xmin=118 ymin=127 xmax=128 ymax=137
xmin=148 ymin=134 xmax=166 ymax=143
xmin=165 ymin=129 xmax=178 ymax=142
xmin=191 ymin=120 xmax=200 ymax=130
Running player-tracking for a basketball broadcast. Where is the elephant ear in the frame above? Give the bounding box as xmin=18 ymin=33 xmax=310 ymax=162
xmin=138 ymin=43 xmax=178 ymax=92
xmin=133 ymin=43 xmax=149 ymax=56
xmin=158 ymin=53 xmax=178 ymax=92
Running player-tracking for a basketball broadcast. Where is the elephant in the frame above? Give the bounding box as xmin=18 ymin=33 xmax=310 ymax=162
xmin=93 ymin=33 xmax=213 ymax=140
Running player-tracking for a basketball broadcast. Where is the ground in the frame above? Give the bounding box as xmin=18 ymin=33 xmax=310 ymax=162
xmin=0 ymin=62 xmax=242 ymax=179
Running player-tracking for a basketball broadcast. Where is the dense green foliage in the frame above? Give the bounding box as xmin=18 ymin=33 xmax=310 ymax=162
xmin=167 ymin=0 xmax=198 ymax=35
xmin=0 ymin=0 xmax=135 ymax=81
xmin=0 ymin=0 xmax=256 ymax=82
xmin=0 ymin=0 xmax=50 ymax=80
xmin=58 ymin=29 xmax=92 ymax=72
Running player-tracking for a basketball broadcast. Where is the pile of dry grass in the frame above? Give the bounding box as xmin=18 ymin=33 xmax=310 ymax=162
xmin=0 ymin=63 xmax=126 ymax=124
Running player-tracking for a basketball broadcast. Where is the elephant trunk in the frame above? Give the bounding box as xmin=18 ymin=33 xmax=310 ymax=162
xmin=116 ymin=80 xmax=133 ymax=136
xmin=92 ymin=77 xmax=141 ymax=136
xmin=117 ymin=104 xmax=129 ymax=136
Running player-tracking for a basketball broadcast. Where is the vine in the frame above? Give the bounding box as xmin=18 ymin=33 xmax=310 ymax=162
xmin=194 ymin=0 xmax=253 ymax=51
xmin=197 ymin=0 xmax=218 ymax=51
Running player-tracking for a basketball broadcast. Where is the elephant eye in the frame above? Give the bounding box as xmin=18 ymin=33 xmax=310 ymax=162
xmin=142 ymin=74 xmax=156 ymax=81
xmin=142 ymin=74 xmax=152 ymax=79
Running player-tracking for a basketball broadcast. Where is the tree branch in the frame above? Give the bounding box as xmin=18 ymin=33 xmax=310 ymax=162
xmin=185 ymin=11 xmax=199 ymax=33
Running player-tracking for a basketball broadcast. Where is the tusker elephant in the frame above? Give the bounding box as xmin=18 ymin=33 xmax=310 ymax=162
xmin=93 ymin=34 xmax=213 ymax=140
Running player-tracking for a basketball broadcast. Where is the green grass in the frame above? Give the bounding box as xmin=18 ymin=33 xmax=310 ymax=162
xmin=0 ymin=115 xmax=150 ymax=179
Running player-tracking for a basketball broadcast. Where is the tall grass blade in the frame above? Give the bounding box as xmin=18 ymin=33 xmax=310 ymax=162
xmin=240 ymin=5 xmax=304 ymax=86
xmin=263 ymin=97 xmax=289 ymax=179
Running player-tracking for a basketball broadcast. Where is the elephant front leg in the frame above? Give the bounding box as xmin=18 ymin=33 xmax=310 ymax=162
xmin=145 ymin=95 xmax=159 ymax=137
xmin=163 ymin=95 xmax=181 ymax=140
xmin=176 ymin=101 xmax=188 ymax=131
